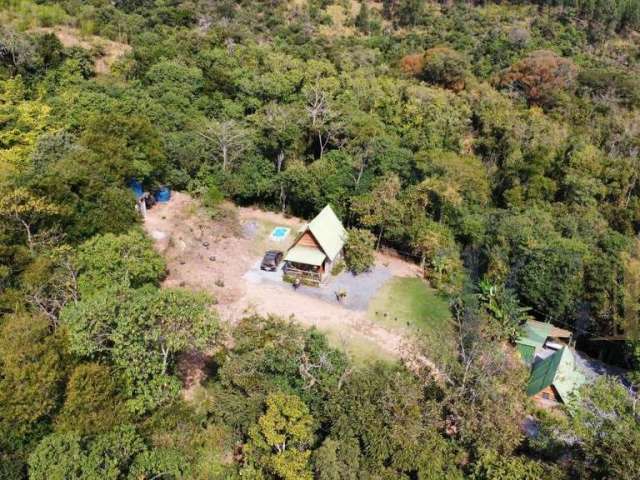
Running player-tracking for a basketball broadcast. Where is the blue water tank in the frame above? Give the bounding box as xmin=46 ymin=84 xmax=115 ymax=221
xmin=154 ymin=186 xmax=171 ymax=203
xmin=128 ymin=179 xmax=144 ymax=198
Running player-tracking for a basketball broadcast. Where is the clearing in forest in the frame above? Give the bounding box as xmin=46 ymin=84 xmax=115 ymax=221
xmin=143 ymin=192 xmax=445 ymax=365
xmin=368 ymin=277 xmax=452 ymax=338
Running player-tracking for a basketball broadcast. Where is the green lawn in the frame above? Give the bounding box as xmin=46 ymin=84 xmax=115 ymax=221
xmin=368 ymin=277 xmax=453 ymax=338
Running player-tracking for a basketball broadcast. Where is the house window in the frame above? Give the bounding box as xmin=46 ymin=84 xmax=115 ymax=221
xmin=542 ymin=392 xmax=550 ymax=400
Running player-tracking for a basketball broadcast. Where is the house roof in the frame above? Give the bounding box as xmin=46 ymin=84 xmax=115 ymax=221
xmin=284 ymin=245 xmax=326 ymax=266
xmin=517 ymin=321 xmax=552 ymax=349
xmin=526 ymin=347 xmax=585 ymax=402
xmin=516 ymin=320 xmax=573 ymax=352
xmin=304 ymin=205 xmax=346 ymax=262
xmin=527 ymin=319 xmax=572 ymax=339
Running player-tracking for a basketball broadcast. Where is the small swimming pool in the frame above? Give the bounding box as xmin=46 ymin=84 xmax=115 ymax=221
xmin=270 ymin=226 xmax=290 ymax=241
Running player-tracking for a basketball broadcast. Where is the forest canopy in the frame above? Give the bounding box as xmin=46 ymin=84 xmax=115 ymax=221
xmin=1 ymin=0 xmax=640 ymax=479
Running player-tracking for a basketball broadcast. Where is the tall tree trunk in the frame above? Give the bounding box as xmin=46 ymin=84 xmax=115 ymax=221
xmin=222 ymin=144 xmax=228 ymax=171
xmin=376 ymin=227 xmax=384 ymax=250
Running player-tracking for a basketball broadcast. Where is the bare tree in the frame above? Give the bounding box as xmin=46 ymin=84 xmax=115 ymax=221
xmin=198 ymin=119 xmax=251 ymax=172
xmin=24 ymin=247 xmax=79 ymax=329
xmin=305 ymin=84 xmax=342 ymax=158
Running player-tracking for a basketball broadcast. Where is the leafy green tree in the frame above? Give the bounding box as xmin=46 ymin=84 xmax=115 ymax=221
xmin=514 ymin=238 xmax=588 ymax=323
xmin=343 ymin=228 xmax=375 ymax=275
xmin=352 ymin=174 xmax=402 ymax=248
xmin=478 ymin=280 xmax=531 ymax=342
xmin=28 ymin=426 xmax=146 ymax=480
xmin=55 ymin=363 xmax=128 ymax=435
xmin=421 ymin=47 xmax=469 ymax=91
xmin=128 ymin=448 xmax=190 ymax=479
xmin=471 ymin=449 xmax=550 ymax=480
xmin=75 ymin=229 xmax=166 ymax=294
xmin=396 ymin=0 xmax=424 ymax=27
xmin=27 ymin=431 xmax=84 ymax=480
xmin=244 ymin=392 xmax=314 ymax=480
xmin=0 ymin=314 xmax=66 ymax=450
xmin=567 ymin=377 xmax=640 ymax=479
xmin=312 ymin=437 xmax=360 ymax=480
xmin=79 ymin=113 xmax=166 ymax=183
xmin=355 ymin=2 xmax=370 ymax=34
xmin=62 ymin=287 xmax=218 ymax=413
xmin=0 ymin=187 xmax=65 ymax=253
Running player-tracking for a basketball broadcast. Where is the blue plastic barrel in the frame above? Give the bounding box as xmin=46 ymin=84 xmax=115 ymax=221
xmin=154 ymin=186 xmax=171 ymax=203
xmin=128 ymin=179 xmax=144 ymax=198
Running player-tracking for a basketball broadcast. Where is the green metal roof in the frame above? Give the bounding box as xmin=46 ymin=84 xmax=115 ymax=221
xmin=306 ymin=205 xmax=346 ymax=262
xmin=517 ymin=321 xmax=552 ymax=349
xmin=284 ymin=245 xmax=326 ymax=266
xmin=526 ymin=347 xmax=585 ymax=403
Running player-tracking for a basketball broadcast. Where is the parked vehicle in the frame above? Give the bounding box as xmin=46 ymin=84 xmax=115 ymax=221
xmin=260 ymin=250 xmax=283 ymax=271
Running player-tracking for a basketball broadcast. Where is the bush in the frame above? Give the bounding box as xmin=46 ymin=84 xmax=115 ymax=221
xmin=203 ymin=185 xmax=224 ymax=209
xmin=344 ymin=228 xmax=375 ymax=274
xmin=331 ymin=260 xmax=345 ymax=276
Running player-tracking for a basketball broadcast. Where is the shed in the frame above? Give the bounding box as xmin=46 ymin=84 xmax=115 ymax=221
xmin=283 ymin=205 xmax=346 ymax=285
xmin=526 ymin=347 xmax=585 ymax=404
xmin=516 ymin=320 xmax=572 ymax=365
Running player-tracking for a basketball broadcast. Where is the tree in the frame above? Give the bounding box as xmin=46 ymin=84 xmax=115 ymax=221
xmin=244 ymin=392 xmax=314 ymax=480
xmin=343 ymin=228 xmax=375 ymax=274
xmin=28 ymin=426 xmax=147 ymax=480
xmin=498 ymin=50 xmax=578 ymax=107
xmin=304 ymin=83 xmax=342 ymax=159
xmin=312 ymin=438 xmax=360 ymax=480
xmin=61 ymin=287 xmax=218 ymax=413
xmin=396 ymin=0 xmax=424 ymax=27
xmin=198 ymin=118 xmax=251 ymax=172
xmin=0 ymin=314 xmax=66 ymax=448
xmin=514 ymin=238 xmax=587 ymax=323
xmin=563 ymin=377 xmax=640 ymax=479
xmin=20 ymin=246 xmax=79 ymax=327
xmin=478 ymin=280 xmax=531 ymax=342
xmin=421 ymin=47 xmax=469 ymax=91
xmin=79 ymin=113 xmax=166 ymax=183
xmin=75 ymin=229 xmax=166 ymax=294
xmin=355 ymin=2 xmax=370 ymax=34
xmin=55 ymin=363 xmax=128 ymax=435
xmin=352 ymin=174 xmax=402 ymax=249
xmin=0 ymin=187 xmax=64 ymax=252
xmin=471 ymin=449 xmax=549 ymax=480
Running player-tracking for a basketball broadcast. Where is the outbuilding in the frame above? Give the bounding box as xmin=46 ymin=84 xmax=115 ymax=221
xmin=516 ymin=320 xmax=572 ymax=365
xmin=526 ymin=346 xmax=585 ymax=405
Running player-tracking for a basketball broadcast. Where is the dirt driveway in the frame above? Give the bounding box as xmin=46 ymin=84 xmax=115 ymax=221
xmin=144 ymin=192 xmax=426 ymax=363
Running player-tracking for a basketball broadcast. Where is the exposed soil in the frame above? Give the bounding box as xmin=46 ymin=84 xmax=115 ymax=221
xmin=144 ymin=192 xmax=444 ymax=385
xmin=30 ymin=26 xmax=131 ymax=74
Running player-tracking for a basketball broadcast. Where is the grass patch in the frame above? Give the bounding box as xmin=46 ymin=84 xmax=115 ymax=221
xmin=321 ymin=327 xmax=395 ymax=366
xmin=368 ymin=277 xmax=452 ymax=338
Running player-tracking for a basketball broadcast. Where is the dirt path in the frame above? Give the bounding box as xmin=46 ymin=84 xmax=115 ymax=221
xmin=144 ymin=193 xmax=442 ymax=373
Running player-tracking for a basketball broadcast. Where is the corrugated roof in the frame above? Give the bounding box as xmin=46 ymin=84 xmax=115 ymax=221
xmin=284 ymin=245 xmax=326 ymax=266
xmin=307 ymin=205 xmax=346 ymax=261
xmin=527 ymin=319 xmax=572 ymax=339
xmin=519 ymin=321 xmax=552 ymax=347
xmin=526 ymin=347 xmax=585 ymax=402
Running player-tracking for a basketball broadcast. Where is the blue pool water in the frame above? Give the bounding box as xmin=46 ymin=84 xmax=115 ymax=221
xmin=270 ymin=227 xmax=290 ymax=241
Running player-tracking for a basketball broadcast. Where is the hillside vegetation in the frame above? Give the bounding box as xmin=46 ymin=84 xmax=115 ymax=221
xmin=1 ymin=1 xmax=640 ymax=479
